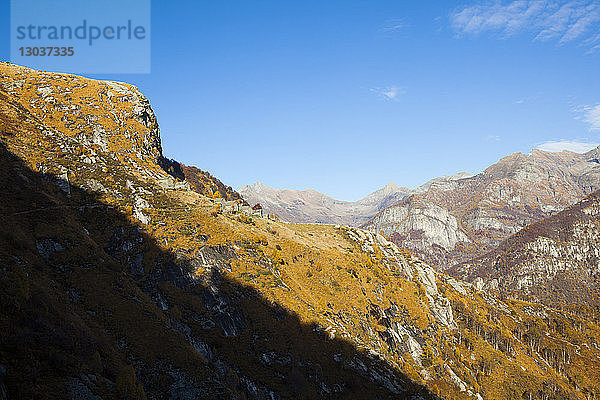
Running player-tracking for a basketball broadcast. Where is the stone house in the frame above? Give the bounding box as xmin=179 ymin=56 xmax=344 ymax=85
xmin=251 ymin=203 xmax=263 ymax=217
xmin=224 ymin=201 xmax=240 ymax=213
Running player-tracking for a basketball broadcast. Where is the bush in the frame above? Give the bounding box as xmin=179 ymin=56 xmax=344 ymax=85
xmin=0 ymin=262 xmax=30 ymax=313
xmin=116 ymin=365 xmax=147 ymax=400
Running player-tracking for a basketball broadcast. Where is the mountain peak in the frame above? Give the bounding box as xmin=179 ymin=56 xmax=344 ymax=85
xmin=244 ymin=181 xmax=269 ymax=194
xmin=383 ymin=181 xmax=400 ymax=192
xmin=585 ymin=145 xmax=600 ymax=159
xmin=251 ymin=181 xmax=267 ymax=189
xmin=452 ymin=172 xmax=473 ymax=180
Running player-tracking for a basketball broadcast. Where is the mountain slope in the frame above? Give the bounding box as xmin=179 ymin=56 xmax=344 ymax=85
xmin=1 ymin=62 xmax=600 ymax=400
xmin=448 ymin=189 xmax=600 ymax=311
xmin=363 ymin=149 xmax=600 ymax=269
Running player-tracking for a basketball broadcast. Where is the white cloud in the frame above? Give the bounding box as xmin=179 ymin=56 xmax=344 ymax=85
xmin=573 ymin=103 xmax=600 ymax=130
xmin=536 ymin=140 xmax=599 ymax=153
xmin=381 ymin=19 xmax=408 ymax=33
xmin=583 ymin=104 xmax=600 ymax=130
xmin=371 ymin=86 xmax=405 ymax=101
xmin=583 ymin=32 xmax=600 ymax=52
xmin=486 ymin=134 xmax=501 ymax=141
xmin=450 ymin=0 xmax=600 ymax=49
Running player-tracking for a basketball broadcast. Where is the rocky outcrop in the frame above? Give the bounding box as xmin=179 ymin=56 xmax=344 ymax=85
xmin=67 ymin=375 xmax=104 ymax=400
xmin=370 ymin=303 xmax=425 ymax=365
xmin=104 ymin=80 xmax=163 ymax=160
xmin=365 ymin=199 xmax=470 ymax=252
xmin=343 ymin=227 xmax=457 ymax=329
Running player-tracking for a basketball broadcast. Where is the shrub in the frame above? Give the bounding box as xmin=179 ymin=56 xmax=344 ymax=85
xmin=116 ymin=365 xmax=147 ymax=400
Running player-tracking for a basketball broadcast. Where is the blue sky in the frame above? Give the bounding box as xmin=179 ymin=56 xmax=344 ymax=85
xmin=1 ymin=1 xmax=600 ymax=201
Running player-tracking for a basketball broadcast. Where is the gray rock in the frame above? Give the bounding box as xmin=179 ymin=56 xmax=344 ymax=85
xmin=201 ymin=288 xmax=245 ymax=337
xmin=0 ymin=364 xmax=7 ymax=400
xmin=129 ymin=253 xmax=145 ymax=276
xmin=168 ymin=371 xmax=205 ymax=400
xmin=36 ymin=239 xmax=65 ymax=260
xmin=347 ymin=356 xmax=405 ymax=394
xmin=364 ymin=200 xmax=470 ymax=252
xmin=67 ymin=376 xmax=102 ymax=400
xmin=56 ymin=171 xmax=71 ymax=196
xmin=344 ymin=227 xmax=457 ymax=329
xmin=190 ymin=336 xmax=214 ymax=362
xmin=133 ymin=196 xmax=151 ymax=225
xmin=261 ymin=351 xmax=291 ymax=366
xmin=85 ymin=179 xmax=108 ymax=194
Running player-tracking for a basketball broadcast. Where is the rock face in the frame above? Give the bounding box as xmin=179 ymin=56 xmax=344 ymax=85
xmin=363 ymin=149 xmax=600 ymax=269
xmin=240 ymin=181 xmax=410 ymax=226
xmin=449 ymin=190 xmax=600 ymax=306
xmin=365 ymin=198 xmax=470 ymax=251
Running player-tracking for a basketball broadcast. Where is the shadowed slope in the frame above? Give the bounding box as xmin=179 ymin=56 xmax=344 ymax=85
xmin=0 ymin=143 xmax=433 ymax=399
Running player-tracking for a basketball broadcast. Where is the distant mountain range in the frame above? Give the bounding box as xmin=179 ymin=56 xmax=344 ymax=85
xmin=363 ymin=148 xmax=600 ymax=268
xmin=240 ymin=173 xmax=473 ymax=227
xmin=243 ymin=149 xmax=600 ymax=270
xmin=239 ymin=181 xmax=411 ymax=226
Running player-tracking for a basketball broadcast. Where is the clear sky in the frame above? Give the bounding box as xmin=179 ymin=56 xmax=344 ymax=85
xmin=1 ymin=1 xmax=600 ymax=201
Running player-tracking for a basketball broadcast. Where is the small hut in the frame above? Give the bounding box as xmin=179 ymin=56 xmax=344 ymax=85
xmin=252 ymin=203 xmax=263 ymax=217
